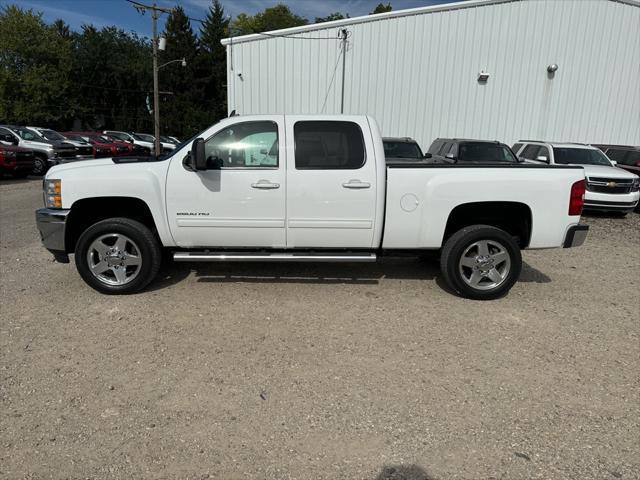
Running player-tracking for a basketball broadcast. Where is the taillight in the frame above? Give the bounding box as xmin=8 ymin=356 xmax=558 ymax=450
xmin=569 ymin=179 xmax=586 ymax=216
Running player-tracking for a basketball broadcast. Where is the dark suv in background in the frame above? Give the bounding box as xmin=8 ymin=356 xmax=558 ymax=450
xmin=382 ymin=137 xmax=431 ymax=162
xmin=594 ymin=144 xmax=640 ymax=175
xmin=427 ymin=138 xmax=519 ymax=163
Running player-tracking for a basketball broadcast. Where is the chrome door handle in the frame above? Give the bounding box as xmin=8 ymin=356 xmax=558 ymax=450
xmin=342 ymin=179 xmax=371 ymax=189
xmin=251 ymin=180 xmax=280 ymax=189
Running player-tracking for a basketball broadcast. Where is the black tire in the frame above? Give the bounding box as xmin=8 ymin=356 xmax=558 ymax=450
xmin=75 ymin=217 xmax=161 ymax=294
xmin=31 ymin=156 xmax=48 ymax=176
xmin=440 ymin=225 xmax=522 ymax=300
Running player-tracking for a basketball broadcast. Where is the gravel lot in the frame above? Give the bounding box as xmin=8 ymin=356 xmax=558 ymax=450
xmin=1 ymin=178 xmax=638 ymax=480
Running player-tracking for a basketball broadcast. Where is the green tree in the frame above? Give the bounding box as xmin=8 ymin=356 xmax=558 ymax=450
xmin=231 ymin=4 xmax=307 ymax=35
xmin=370 ymin=3 xmax=392 ymax=14
xmin=0 ymin=6 xmax=73 ymax=125
xmin=160 ymin=6 xmax=201 ymax=137
xmin=199 ymin=0 xmax=229 ymax=122
xmin=72 ymin=25 xmax=152 ymax=131
xmin=314 ymin=12 xmax=348 ymax=23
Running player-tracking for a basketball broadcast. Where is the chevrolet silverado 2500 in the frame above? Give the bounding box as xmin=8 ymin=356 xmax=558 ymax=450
xmin=35 ymin=115 xmax=589 ymax=299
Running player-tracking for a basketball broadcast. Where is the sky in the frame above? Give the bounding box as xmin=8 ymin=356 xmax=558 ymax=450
xmin=1 ymin=0 xmax=458 ymax=38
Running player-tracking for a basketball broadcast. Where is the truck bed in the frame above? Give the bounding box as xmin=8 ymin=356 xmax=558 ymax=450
xmin=383 ymin=164 xmax=584 ymax=250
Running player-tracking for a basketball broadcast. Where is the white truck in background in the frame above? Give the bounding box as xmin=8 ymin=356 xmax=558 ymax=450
xmin=36 ymin=115 xmax=589 ymax=300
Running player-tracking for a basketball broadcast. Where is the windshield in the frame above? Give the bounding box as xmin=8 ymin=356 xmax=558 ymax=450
xmin=39 ymin=129 xmax=66 ymax=141
xmin=106 ymin=132 xmax=130 ymax=141
xmin=457 ymin=142 xmax=518 ymax=163
xmin=14 ymin=127 xmax=40 ymax=141
xmin=160 ymin=135 xmax=174 ymax=143
xmin=156 ymin=132 xmax=200 ymax=160
xmin=553 ymin=148 xmax=613 ymax=166
xmin=133 ymin=133 xmax=155 ymax=142
xmin=383 ymin=141 xmax=423 ymax=159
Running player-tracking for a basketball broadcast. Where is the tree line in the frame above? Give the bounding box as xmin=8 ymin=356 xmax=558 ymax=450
xmin=0 ymin=2 xmax=392 ymax=138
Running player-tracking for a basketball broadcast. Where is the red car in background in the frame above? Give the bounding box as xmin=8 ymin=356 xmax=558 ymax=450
xmin=102 ymin=133 xmax=152 ymax=156
xmin=0 ymin=144 xmax=36 ymax=178
xmin=64 ymin=132 xmax=123 ymax=158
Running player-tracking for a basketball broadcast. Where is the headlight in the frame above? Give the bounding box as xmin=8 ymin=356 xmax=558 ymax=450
xmin=44 ymin=179 xmax=62 ymax=208
xmin=632 ymin=178 xmax=640 ymax=192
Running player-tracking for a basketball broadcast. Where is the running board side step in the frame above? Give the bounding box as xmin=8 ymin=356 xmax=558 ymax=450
xmin=173 ymin=252 xmax=377 ymax=262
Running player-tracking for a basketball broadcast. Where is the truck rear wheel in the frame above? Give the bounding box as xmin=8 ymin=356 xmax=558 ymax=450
xmin=440 ymin=225 xmax=522 ymax=300
xmin=74 ymin=218 xmax=161 ymax=294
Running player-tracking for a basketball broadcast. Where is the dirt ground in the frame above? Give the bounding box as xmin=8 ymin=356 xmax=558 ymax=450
xmin=1 ymin=178 xmax=638 ymax=480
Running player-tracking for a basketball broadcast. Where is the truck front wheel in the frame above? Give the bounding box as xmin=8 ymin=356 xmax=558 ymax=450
xmin=440 ymin=225 xmax=522 ymax=300
xmin=74 ymin=218 xmax=161 ymax=294
xmin=31 ymin=155 xmax=49 ymax=176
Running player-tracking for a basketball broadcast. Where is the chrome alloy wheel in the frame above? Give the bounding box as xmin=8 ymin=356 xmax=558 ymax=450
xmin=86 ymin=233 xmax=142 ymax=286
xmin=458 ymin=239 xmax=511 ymax=290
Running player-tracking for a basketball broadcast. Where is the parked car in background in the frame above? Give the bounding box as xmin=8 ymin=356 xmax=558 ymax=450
xmin=0 ymin=125 xmax=76 ymax=175
xmin=428 ymin=138 xmax=519 ymax=163
xmin=65 ymin=132 xmax=130 ymax=157
xmin=0 ymin=144 xmax=36 ymax=178
xmin=593 ymin=144 xmax=640 ymax=176
xmin=133 ymin=132 xmax=175 ymax=152
xmin=103 ymin=130 xmax=155 ymax=154
xmin=166 ymin=136 xmax=181 ymax=144
xmin=101 ymin=134 xmax=151 ymax=156
xmin=63 ymin=133 xmax=114 ymax=158
xmin=383 ymin=137 xmax=431 ymax=162
xmin=512 ymin=141 xmax=640 ymax=213
xmin=36 ymin=114 xmax=589 ymax=300
xmin=26 ymin=127 xmax=94 ymax=161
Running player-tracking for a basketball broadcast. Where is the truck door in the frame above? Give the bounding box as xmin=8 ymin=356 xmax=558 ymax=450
xmin=165 ymin=117 xmax=286 ymax=248
xmin=285 ymin=117 xmax=378 ymax=248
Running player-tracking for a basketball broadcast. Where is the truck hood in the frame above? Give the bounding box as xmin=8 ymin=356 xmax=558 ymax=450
xmin=46 ymin=158 xmax=115 ymax=177
xmin=580 ymin=164 xmax=638 ymax=179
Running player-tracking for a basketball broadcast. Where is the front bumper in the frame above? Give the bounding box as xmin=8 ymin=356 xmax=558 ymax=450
xmin=584 ymin=190 xmax=639 ymax=212
xmin=563 ymin=224 xmax=589 ymax=248
xmin=35 ymin=208 xmax=70 ymax=262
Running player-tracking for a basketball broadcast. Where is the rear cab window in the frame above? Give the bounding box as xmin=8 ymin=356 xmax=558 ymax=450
xmin=294 ymin=121 xmax=365 ymax=169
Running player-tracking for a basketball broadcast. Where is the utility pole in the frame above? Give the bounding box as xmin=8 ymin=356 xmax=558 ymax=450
xmin=127 ymin=0 xmax=173 ymax=156
xmin=340 ymin=29 xmax=348 ymax=114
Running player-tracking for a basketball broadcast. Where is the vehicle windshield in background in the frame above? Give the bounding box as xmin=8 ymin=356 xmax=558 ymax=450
xmin=107 ymin=132 xmax=130 ymax=141
xmin=40 ymin=129 xmax=67 ymax=141
xmin=14 ymin=127 xmax=40 ymax=141
xmin=458 ymin=143 xmax=518 ymax=162
xmin=384 ymin=141 xmax=423 ymax=159
xmin=133 ymin=133 xmax=155 ymax=142
xmin=553 ymin=148 xmax=613 ymax=166
xmin=99 ymin=135 xmax=117 ymax=143
xmin=160 ymin=136 xmax=174 ymax=143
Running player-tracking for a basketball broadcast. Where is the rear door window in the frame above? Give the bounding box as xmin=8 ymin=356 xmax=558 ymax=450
xmin=294 ymin=121 xmax=365 ymax=169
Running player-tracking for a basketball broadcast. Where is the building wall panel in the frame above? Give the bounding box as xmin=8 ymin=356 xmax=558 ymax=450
xmin=225 ymin=0 xmax=640 ymax=148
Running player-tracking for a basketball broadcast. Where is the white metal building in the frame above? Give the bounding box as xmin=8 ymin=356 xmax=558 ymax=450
xmin=221 ymin=0 xmax=640 ymax=150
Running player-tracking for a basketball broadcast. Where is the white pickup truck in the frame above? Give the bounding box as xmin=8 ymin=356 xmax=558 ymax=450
xmin=36 ymin=115 xmax=589 ymax=300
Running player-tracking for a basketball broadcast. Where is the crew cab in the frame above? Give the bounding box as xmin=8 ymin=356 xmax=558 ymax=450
xmin=36 ymin=115 xmax=589 ymax=300
xmin=512 ymin=141 xmax=640 ymax=213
